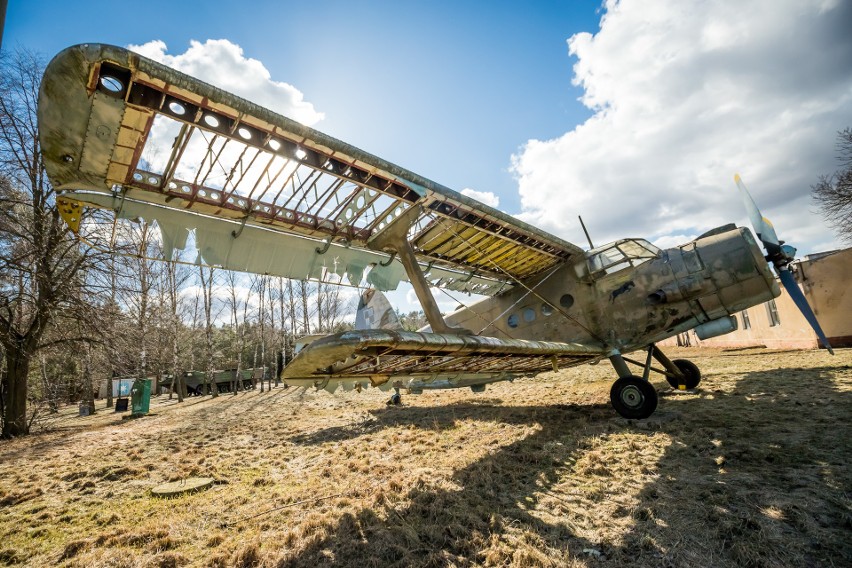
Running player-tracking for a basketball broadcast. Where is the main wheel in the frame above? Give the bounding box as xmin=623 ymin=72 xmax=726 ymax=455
xmin=610 ymin=376 xmax=658 ymax=419
xmin=387 ymin=393 xmax=402 ymax=406
xmin=666 ymin=359 xmax=701 ymax=390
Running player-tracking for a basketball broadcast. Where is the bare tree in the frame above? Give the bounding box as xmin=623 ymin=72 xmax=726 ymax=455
xmin=316 ymin=281 xmax=348 ymax=332
xmin=297 ymin=280 xmax=312 ymax=335
xmin=105 ymin=221 xmax=119 ymax=408
xmin=264 ymin=276 xmax=276 ymax=389
xmin=129 ymin=221 xmax=155 ymax=382
xmin=0 ymin=49 xmax=99 ymax=437
xmin=399 ymin=310 xmax=428 ymax=332
xmin=253 ymin=275 xmax=269 ymax=391
xmin=286 ymin=279 xmax=297 ymax=337
xmin=165 ymin=257 xmax=190 ymax=401
xmin=81 ymin=342 xmax=95 ymax=414
xmin=276 ymin=277 xmax=292 ymax=377
xmin=199 ymin=265 xmax=218 ymax=397
xmin=812 ymin=127 xmax=852 ymax=243
xmin=186 ymin=289 xmax=201 ymax=389
xmin=224 ymin=270 xmax=248 ymax=394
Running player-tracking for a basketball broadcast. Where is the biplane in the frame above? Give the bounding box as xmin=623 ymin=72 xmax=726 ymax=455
xmin=37 ymin=44 xmax=833 ymax=419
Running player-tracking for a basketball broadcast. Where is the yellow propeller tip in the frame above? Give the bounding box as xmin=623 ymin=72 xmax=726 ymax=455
xmin=734 ymin=173 xmax=741 ymax=182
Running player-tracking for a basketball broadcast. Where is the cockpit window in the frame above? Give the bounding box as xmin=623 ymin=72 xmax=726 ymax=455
xmin=585 ymin=239 xmax=660 ymax=277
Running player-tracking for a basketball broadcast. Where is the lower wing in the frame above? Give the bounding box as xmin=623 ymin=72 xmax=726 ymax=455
xmin=281 ymin=330 xmax=607 ymax=393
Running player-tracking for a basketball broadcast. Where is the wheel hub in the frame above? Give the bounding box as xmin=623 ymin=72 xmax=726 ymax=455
xmin=620 ymin=385 xmax=644 ymax=408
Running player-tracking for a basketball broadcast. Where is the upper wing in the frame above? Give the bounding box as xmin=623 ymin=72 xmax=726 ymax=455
xmin=39 ymin=44 xmax=583 ymax=293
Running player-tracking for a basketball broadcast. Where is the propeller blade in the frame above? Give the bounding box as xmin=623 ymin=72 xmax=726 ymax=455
xmin=734 ymin=174 xmax=782 ymax=255
xmin=778 ymin=268 xmax=834 ymax=355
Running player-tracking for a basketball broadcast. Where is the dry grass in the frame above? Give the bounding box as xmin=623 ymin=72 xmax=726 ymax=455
xmin=1 ymin=347 xmax=850 ymax=567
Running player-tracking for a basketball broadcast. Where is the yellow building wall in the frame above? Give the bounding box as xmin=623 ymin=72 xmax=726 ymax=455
xmin=798 ymin=247 xmax=852 ymax=346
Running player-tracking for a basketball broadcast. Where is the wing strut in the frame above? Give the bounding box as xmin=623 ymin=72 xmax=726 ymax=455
xmin=368 ymin=205 xmax=471 ymax=335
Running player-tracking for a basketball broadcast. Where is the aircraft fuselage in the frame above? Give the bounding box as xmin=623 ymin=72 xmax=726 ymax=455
xmin=445 ymin=225 xmax=780 ymax=353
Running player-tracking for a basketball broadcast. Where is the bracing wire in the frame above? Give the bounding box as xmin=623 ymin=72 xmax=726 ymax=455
xmin=424 ymin=213 xmax=607 ymax=345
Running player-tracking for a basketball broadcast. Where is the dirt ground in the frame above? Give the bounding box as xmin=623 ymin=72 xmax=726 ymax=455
xmin=1 ymin=347 xmax=850 ymax=567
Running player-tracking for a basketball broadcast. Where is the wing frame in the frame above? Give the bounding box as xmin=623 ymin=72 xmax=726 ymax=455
xmin=39 ymin=43 xmax=584 ymax=293
xmin=281 ymin=329 xmax=608 ymax=390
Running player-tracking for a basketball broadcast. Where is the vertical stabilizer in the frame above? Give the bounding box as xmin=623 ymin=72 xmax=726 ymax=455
xmin=355 ymin=289 xmax=402 ymax=330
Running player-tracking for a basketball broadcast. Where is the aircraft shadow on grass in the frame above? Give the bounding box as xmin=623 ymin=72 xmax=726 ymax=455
xmin=278 ymin=365 xmax=851 ymax=567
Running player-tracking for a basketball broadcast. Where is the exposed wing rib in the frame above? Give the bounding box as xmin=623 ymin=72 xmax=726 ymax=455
xmin=39 ymin=44 xmax=583 ymax=293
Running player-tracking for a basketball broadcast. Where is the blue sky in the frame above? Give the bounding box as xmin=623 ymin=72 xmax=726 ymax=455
xmin=6 ymin=0 xmax=851 ymax=313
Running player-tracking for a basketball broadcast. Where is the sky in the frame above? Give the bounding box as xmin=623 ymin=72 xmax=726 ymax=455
xmin=5 ymin=0 xmax=851 ymax=313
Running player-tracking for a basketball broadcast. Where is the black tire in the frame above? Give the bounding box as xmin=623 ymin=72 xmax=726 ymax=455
xmin=666 ymin=359 xmax=701 ymax=389
xmin=388 ymin=393 xmax=402 ymax=406
xmin=610 ymin=376 xmax=658 ymax=419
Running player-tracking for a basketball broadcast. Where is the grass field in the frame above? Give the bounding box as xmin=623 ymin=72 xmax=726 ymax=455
xmin=1 ymin=347 xmax=850 ymax=567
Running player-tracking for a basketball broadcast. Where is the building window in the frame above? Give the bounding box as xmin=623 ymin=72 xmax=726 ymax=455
xmin=741 ymin=310 xmax=751 ymax=330
xmin=765 ymin=300 xmax=781 ymax=327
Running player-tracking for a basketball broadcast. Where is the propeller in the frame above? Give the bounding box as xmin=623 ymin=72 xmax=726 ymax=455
xmin=734 ymin=174 xmax=834 ymax=354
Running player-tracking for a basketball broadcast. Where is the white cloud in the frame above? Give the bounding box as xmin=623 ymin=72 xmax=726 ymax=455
xmin=125 ymin=40 xmax=326 ymax=219
xmin=511 ymin=0 xmax=852 ymax=255
xmin=651 ymin=234 xmax=696 ymax=250
xmin=405 ymin=286 xmax=464 ymax=315
xmin=127 ymin=39 xmax=324 ymax=126
xmin=460 ymin=188 xmax=500 ymax=208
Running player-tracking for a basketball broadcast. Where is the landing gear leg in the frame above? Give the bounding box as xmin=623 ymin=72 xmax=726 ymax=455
xmin=650 ymin=346 xmax=701 ymax=390
xmin=619 ymin=345 xmax=702 ymax=390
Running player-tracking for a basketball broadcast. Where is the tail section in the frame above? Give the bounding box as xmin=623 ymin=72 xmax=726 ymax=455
xmin=355 ymin=289 xmax=402 ymax=330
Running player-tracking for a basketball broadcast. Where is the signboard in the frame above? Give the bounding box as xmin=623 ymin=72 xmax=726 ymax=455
xmin=112 ymin=378 xmax=133 ymax=398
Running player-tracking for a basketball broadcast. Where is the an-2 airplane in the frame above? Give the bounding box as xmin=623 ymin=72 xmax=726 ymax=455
xmin=38 ymin=44 xmax=834 ymax=419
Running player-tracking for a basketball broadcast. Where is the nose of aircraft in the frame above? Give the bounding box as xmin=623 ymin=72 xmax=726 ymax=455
xmin=691 ymin=226 xmax=780 ymax=318
xmin=735 ymin=174 xmax=834 ymax=354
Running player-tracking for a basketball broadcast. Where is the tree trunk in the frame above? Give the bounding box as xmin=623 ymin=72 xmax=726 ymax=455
xmin=167 ymin=261 xmax=184 ymax=402
xmin=137 ymin=222 xmax=150 ymax=387
xmin=82 ymin=343 xmax=95 ymax=414
xmin=258 ymin=276 xmax=266 ymax=392
xmin=277 ymin=277 xmax=286 ymax=385
xmin=39 ymin=354 xmax=58 ymax=413
xmin=299 ymin=280 xmax=311 ymax=334
xmin=252 ymin=344 xmax=259 ymax=392
xmin=3 ymin=347 xmax=30 ymax=438
xmin=200 ymin=266 xmax=218 ymax=398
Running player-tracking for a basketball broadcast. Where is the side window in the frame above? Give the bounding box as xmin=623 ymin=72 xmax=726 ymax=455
xmin=507 ymin=314 xmax=519 ymax=328
xmin=584 ymin=240 xmax=660 ymax=279
xmin=765 ymin=300 xmax=781 ymax=327
xmin=522 ymin=307 xmax=536 ymax=322
xmin=589 ymin=251 xmax=630 ymax=275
